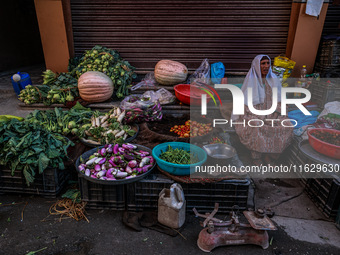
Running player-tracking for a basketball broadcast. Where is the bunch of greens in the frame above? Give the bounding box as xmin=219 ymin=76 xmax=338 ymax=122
xmin=72 ymin=45 xmax=137 ymax=98
xmin=159 ymin=145 xmax=199 ymax=164
xmin=25 ymin=104 xmax=92 ymax=136
xmin=19 ymin=71 xmax=79 ymax=105
xmin=18 ymin=85 xmax=50 ymax=105
xmin=0 ymin=119 xmax=74 ymax=185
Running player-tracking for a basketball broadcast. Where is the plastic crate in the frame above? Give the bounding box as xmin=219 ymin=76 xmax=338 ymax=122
xmin=0 ymin=166 xmax=70 ymax=198
xmin=304 ymin=177 xmax=340 ymax=219
xmin=78 ymin=176 xmax=125 ymax=210
xmin=309 ymin=80 xmax=340 ymax=108
xmin=126 ymin=173 xmax=250 ymax=213
xmin=315 ymin=40 xmax=340 ymax=68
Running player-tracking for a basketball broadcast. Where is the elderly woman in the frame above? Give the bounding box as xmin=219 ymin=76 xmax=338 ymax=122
xmin=233 ymin=55 xmax=294 ymax=165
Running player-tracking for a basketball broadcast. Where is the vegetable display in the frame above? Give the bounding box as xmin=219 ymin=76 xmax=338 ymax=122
xmin=77 ymin=107 xmax=136 ymax=145
xmin=72 ymin=45 xmax=136 ymax=98
xmin=0 ymin=119 xmax=73 ymax=185
xmin=159 ymin=145 xmax=199 ymax=164
xmin=78 ymin=143 xmax=154 ymax=180
xmin=19 ymin=45 xmax=137 ymax=105
xmin=19 ymin=71 xmax=79 ymax=105
xmin=170 ymin=120 xmax=213 ymax=138
xmin=311 ymin=130 xmax=340 ymax=146
xmin=25 ymin=104 xmax=92 ymax=136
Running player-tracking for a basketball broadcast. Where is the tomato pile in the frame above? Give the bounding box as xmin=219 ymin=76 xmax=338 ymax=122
xmin=170 ymin=120 xmax=213 ymax=138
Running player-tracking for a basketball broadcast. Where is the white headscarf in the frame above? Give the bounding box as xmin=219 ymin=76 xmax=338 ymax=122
xmin=242 ymin=54 xmax=281 ymax=106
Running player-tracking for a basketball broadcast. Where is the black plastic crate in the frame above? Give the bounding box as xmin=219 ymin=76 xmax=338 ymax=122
xmin=78 ymin=176 xmax=125 ymax=210
xmin=304 ymin=177 xmax=340 ymax=219
xmin=0 ymin=166 xmax=70 ymax=198
xmin=126 ymin=173 xmax=250 ymax=213
xmin=309 ymin=80 xmax=340 ymax=108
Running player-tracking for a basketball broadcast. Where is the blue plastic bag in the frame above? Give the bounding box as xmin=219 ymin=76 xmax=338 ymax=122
xmin=211 ymin=62 xmax=225 ymax=84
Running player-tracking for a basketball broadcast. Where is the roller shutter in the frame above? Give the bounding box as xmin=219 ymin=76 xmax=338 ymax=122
xmin=70 ymin=0 xmax=292 ymax=73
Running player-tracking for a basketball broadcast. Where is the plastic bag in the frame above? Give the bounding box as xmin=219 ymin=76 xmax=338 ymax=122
xmin=211 ymin=62 xmax=225 ymax=84
xmin=130 ymin=72 xmax=158 ymax=91
xmin=143 ymin=88 xmax=175 ymax=105
xmin=187 ymin=58 xmax=210 ymax=84
xmin=120 ymin=94 xmax=162 ymax=123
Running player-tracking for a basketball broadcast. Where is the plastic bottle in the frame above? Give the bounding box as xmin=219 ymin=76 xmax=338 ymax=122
xmin=300 ymin=65 xmax=307 ymax=87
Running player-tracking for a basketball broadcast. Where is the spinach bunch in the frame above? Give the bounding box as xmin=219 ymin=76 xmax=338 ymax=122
xmin=0 ymin=119 xmax=74 ymax=186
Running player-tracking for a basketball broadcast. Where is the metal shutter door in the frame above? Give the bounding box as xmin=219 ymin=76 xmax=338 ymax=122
xmin=70 ymin=0 xmax=292 ymax=73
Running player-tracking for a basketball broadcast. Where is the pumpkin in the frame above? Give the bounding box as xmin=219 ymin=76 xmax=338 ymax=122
xmin=154 ymin=60 xmax=188 ymax=85
xmin=78 ymin=71 xmax=114 ymax=102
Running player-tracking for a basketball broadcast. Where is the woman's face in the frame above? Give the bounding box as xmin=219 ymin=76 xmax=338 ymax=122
xmin=260 ymin=59 xmax=270 ymax=77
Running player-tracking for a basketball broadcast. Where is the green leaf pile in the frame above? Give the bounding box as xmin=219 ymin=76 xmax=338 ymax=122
xmin=0 ymin=119 xmax=74 ymax=186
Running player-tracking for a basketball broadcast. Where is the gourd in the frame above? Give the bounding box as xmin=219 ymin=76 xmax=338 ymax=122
xmin=154 ymin=60 xmax=188 ymax=85
xmin=78 ymin=71 xmax=114 ymax=102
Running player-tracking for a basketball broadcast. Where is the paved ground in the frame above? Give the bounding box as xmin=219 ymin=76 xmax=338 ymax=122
xmin=0 ymin=67 xmax=340 ymax=255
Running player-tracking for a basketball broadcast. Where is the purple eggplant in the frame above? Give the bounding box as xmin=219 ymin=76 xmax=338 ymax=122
xmin=106 ymin=146 xmax=113 ymax=154
xmin=107 ymin=177 xmax=116 ymax=181
xmin=106 ymin=168 xmax=114 ymax=178
xmin=122 ymin=143 xmax=136 ymax=150
xmin=94 ymin=157 xmax=103 ymax=164
xmin=100 ymin=148 xmax=107 ymax=157
xmin=118 ymin=147 xmax=125 ymax=154
xmin=86 ymin=157 xmax=98 ymax=166
xmin=85 ymin=169 xmax=91 ymax=176
xmin=139 ymin=150 xmax=150 ymax=156
xmin=139 ymin=157 xmax=151 ymax=167
xmin=115 ymin=172 xmax=128 ymax=178
xmin=94 ymin=164 xmax=101 ymax=171
xmin=78 ymin=164 xmax=86 ymax=172
xmin=124 ymin=154 xmax=135 ymax=161
xmin=108 ymin=159 xmax=117 ymax=167
xmin=146 ymin=156 xmax=154 ymax=165
xmin=101 ymin=164 xmax=106 ymax=171
xmin=98 ymin=158 xmax=106 ymax=165
xmin=90 ymin=174 xmax=96 ymax=178
xmin=125 ymin=166 xmax=133 ymax=174
xmin=128 ymin=160 xmax=138 ymax=168
xmin=142 ymin=164 xmax=153 ymax=173
xmin=135 ymin=168 xmax=143 ymax=174
xmin=96 ymin=170 xmax=107 ymax=178
xmin=113 ymin=143 xmax=119 ymax=154
xmin=100 ymin=177 xmax=108 ymax=180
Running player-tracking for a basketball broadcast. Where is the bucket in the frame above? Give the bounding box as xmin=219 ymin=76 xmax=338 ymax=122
xmin=11 ymin=72 xmax=32 ymax=95
xmin=158 ymin=183 xmax=186 ymax=229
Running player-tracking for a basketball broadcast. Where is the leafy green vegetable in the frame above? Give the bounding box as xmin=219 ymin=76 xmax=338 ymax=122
xmin=0 ymin=119 xmax=74 ymax=185
xmin=159 ymin=145 xmax=199 ymax=164
xmin=25 ymin=106 xmax=92 ymax=136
